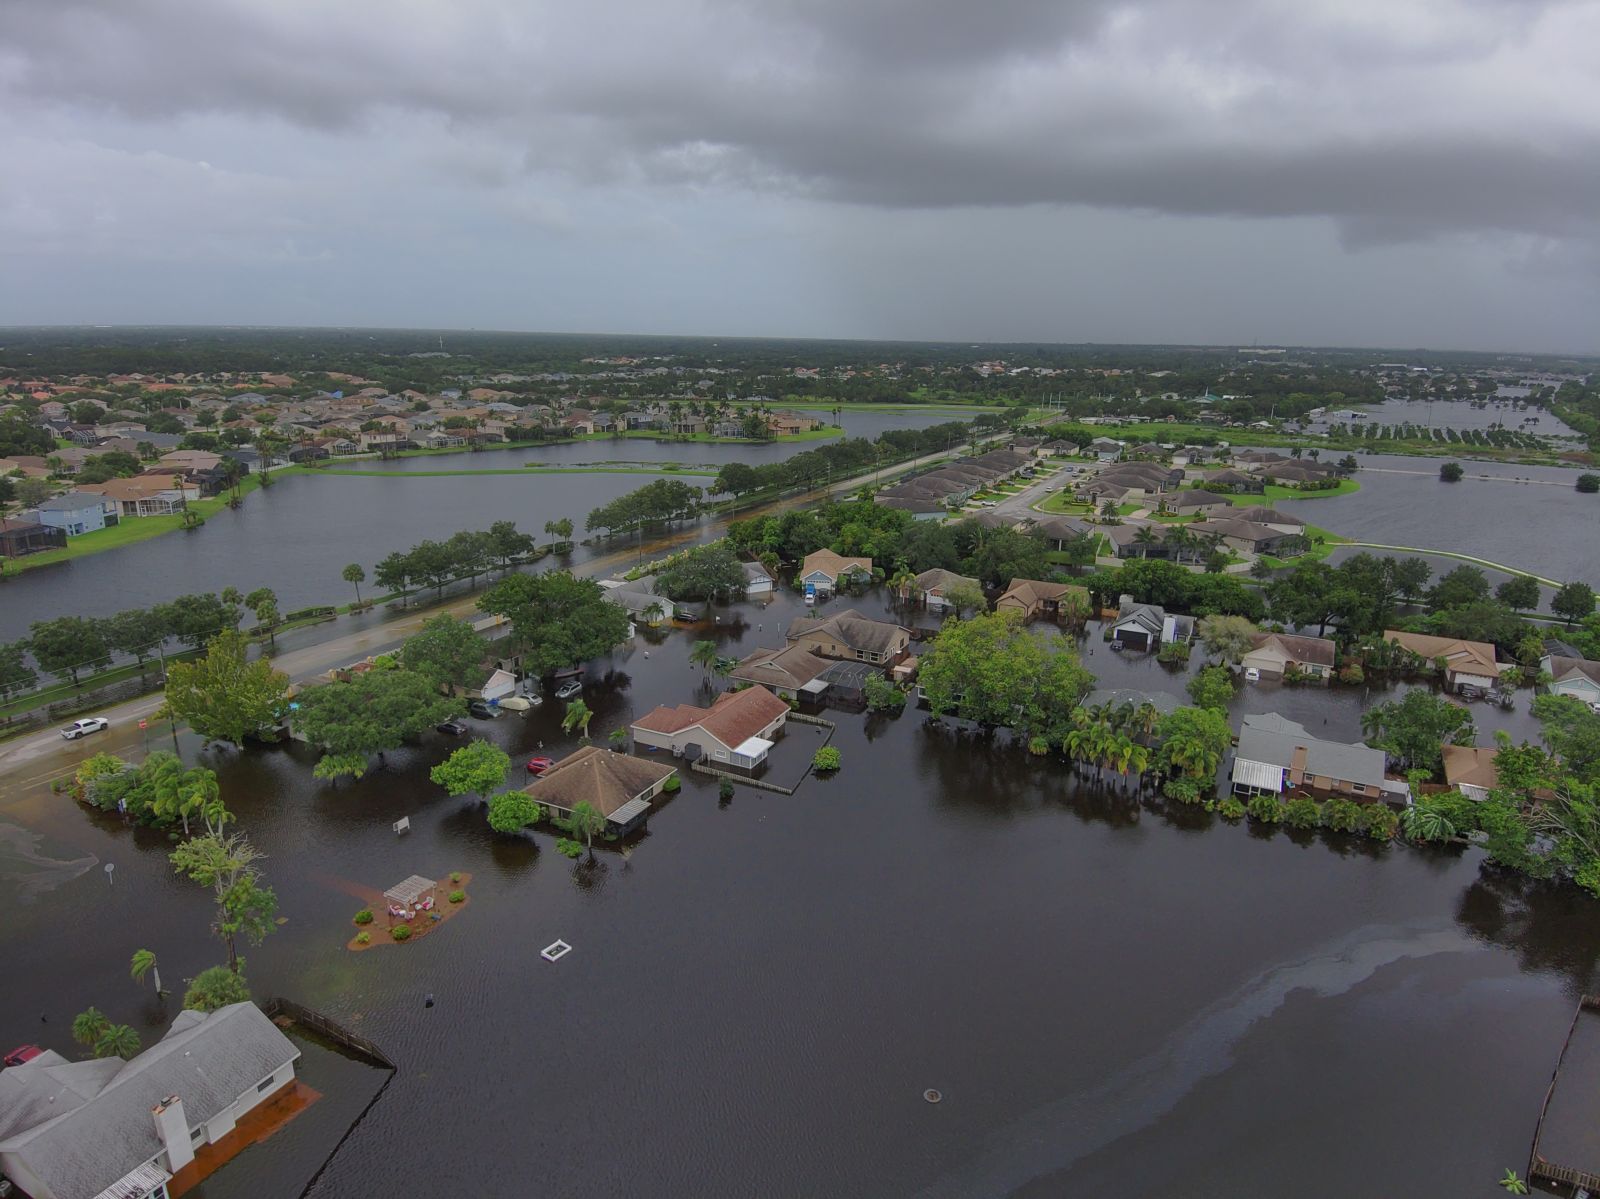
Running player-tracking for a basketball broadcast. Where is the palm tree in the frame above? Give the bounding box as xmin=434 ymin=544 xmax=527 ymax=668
xmin=1499 ymin=1169 xmax=1529 ymax=1194
xmin=1400 ymin=805 xmax=1454 ymax=842
xmin=94 ymin=1024 xmax=141 ymax=1060
xmin=72 ymin=1006 xmax=110 ymax=1048
xmin=689 ymin=639 xmax=719 ymax=681
xmin=566 ymin=800 xmax=605 ymax=863
xmin=561 ymin=699 xmax=593 ymax=739
xmin=889 ymin=566 xmax=918 ymax=606
xmin=1133 ymin=526 xmax=1159 ymax=558
xmin=1132 ymin=703 xmax=1160 ymax=742
xmin=130 ymin=948 xmax=165 ymax=997
xmin=342 ymin=563 xmax=366 ymax=606
xmin=608 ymin=726 xmax=628 ymax=748
xmin=643 ymin=600 xmax=666 ymax=628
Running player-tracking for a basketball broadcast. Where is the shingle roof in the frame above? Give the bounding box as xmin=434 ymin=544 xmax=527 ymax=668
xmin=996 ymin=578 xmax=1085 ymax=609
xmin=1383 ymin=630 xmax=1499 ymax=677
xmin=1442 ymin=744 xmax=1500 ymax=791
xmin=1549 ymin=656 xmax=1600 ymax=686
xmin=1248 ymin=632 xmax=1336 ymax=668
xmin=632 ymin=686 xmax=788 ymax=752
xmin=1235 ymin=713 xmax=1398 ymax=793
xmin=799 ymin=550 xmax=872 ymax=581
xmin=1230 ymin=506 xmax=1303 ymax=526
xmin=787 ymin=609 xmax=908 ymax=654
xmin=913 ymin=568 xmax=978 ymax=595
xmin=0 ymin=1004 xmax=298 ymax=1199
xmin=523 ymin=745 xmax=676 ymax=818
xmin=729 ymin=644 xmax=833 ymax=689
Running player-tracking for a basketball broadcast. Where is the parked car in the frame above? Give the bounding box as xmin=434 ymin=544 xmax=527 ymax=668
xmin=60 ymin=717 xmax=109 ymax=740
xmin=526 ymin=756 xmax=555 ymax=776
xmin=1244 ymin=667 xmax=1261 ymax=682
xmin=554 ymin=680 xmax=582 ymax=701
xmin=3 ymin=1045 xmax=42 ymax=1068
xmin=435 ymin=720 xmax=468 ymax=736
xmin=467 ymin=700 xmax=498 ymax=719
xmin=499 ymin=695 xmax=539 ymax=712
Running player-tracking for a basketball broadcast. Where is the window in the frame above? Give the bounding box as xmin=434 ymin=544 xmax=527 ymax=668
xmin=257 ymin=1074 xmax=277 ymax=1093
xmin=1351 ymin=783 xmax=1367 ymax=794
xmin=190 ymin=1125 xmax=205 ymax=1144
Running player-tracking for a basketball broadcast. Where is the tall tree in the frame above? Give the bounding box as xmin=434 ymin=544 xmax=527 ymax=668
xmin=561 ymin=698 xmax=593 ymax=738
xmin=1495 ymin=575 xmax=1541 ymax=611
xmin=401 ymin=614 xmax=490 ymax=692
xmin=28 ymin=616 xmax=109 ymax=684
xmin=0 ymin=641 xmax=38 ymax=700
xmin=1155 ymin=706 xmax=1233 ymax=780
xmin=342 ymin=562 xmax=367 ymax=605
xmin=917 ymin=610 xmax=1092 ymax=742
xmin=292 ymin=669 xmax=463 ymax=779
xmin=1361 ymin=689 xmax=1476 ymax=776
xmin=563 ymin=800 xmax=605 ymax=862
xmin=1553 ymin=582 xmax=1597 ymax=626
xmin=477 ymin=571 xmax=631 ymax=679
xmin=430 ymin=739 xmax=511 ymax=803
xmin=168 ymin=832 xmax=278 ymax=974
xmin=164 ymin=630 xmax=289 ymax=746
xmin=1198 ymin=614 xmax=1258 ymax=664
xmin=130 ymin=948 xmax=165 ymax=997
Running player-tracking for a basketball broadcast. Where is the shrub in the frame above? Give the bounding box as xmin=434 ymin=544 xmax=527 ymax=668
xmin=1321 ymin=798 xmax=1363 ymax=833
xmin=354 ymin=908 xmax=374 ymax=925
xmin=864 ymin=674 xmax=907 ymax=713
xmin=662 ymin=775 xmax=682 ymax=794
xmin=718 ymin=778 xmax=735 ymax=800
xmin=1359 ymin=804 xmax=1399 ymax=840
xmin=1337 ymin=663 xmax=1365 ymax=685
xmin=1162 ymin=777 xmax=1203 ymax=805
xmin=450 ymin=872 xmax=461 ymax=883
xmin=448 ymin=890 xmax=465 ymax=903
xmin=391 ymin=924 xmax=412 ymax=941
xmin=355 ymin=931 xmax=371 ymax=945
xmin=1156 ymin=641 xmax=1192 ymax=665
xmin=812 ymin=746 xmax=842 ymax=772
xmin=1247 ymin=794 xmax=1287 ymax=823
xmin=1217 ymin=797 xmax=1247 ymax=820
xmin=183 ymin=965 xmax=250 ymax=1013
xmin=555 ymin=837 xmax=584 ymax=858
xmin=1284 ymin=797 xmax=1323 ymax=829
xmin=1027 ymin=735 xmax=1050 ymax=756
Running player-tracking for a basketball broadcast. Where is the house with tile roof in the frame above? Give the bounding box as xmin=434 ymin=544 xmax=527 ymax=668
xmin=630 ymin=686 xmax=790 ymax=771
xmin=520 ymin=745 xmax=677 ymax=834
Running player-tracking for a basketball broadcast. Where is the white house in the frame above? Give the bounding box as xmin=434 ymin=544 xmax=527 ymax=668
xmin=0 ymin=1003 xmax=299 ymax=1199
xmin=742 ymin=560 xmax=776 ymax=597
xmin=1241 ymin=632 xmax=1336 ymax=681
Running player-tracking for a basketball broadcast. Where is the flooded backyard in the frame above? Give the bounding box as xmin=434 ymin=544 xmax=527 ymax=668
xmin=3 ymin=584 xmax=1597 ymax=1197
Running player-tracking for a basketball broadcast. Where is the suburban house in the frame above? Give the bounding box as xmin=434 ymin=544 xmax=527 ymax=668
xmin=1442 ymin=744 xmax=1500 ymax=802
xmin=598 ymin=579 xmax=689 ymax=624
xmin=912 ymin=568 xmax=980 ymax=612
xmin=0 ymin=518 xmax=66 ymax=559
xmin=1104 ymin=522 xmax=1205 ymax=562
xmin=78 ymin=475 xmax=199 ymax=518
xmin=520 ymin=745 xmax=677 ymax=835
xmin=630 ymin=686 xmax=790 ymax=772
xmin=742 ymin=560 xmax=776 ymax=597
xmin=1109 ymin=597 xmax=1193 ymax=650
xmin=1229 ymin=506 xmax=1307 ymax=534
xmin=1542 ymin=653 xmax=1600 ymax=707
xmin=0 ymin=1003 xmax=300 ymax=1199
xmin=1383 ymin=630 xmax=1501 ymax=693
xmin=1089 ymin=437 xmax=1125 ymax=461
xmin=994 ymin=578 xmax=1089 ymax=623
xmin=1242 ymin=632 xmax=1337 ymax=681
xmin=1230 ymin=713 xmax=1410 ymax=805
xmin=787 ymin=609 xmax=911 ymax=665
xmin=1187 ymin=517 xmax=1304 ymax=556
xmin=1201 ymin=469 xmax=1266 ymax=494
xmin=1158 ymin=490 xmax=1231 ymax=517
xmin=1030 ymin=514 xmax=1095 ymax=550
xmin=34 ymin=492 xmax=118 ymax=536
xmin=728 ymin=644 xmax=834 ymax=698
xmin=799 ymin=550 xmax=872 ymax=598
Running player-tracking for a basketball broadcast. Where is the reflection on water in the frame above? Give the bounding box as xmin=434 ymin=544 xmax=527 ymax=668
xmin=5 ymin=584 xmax=1600 ymax=1196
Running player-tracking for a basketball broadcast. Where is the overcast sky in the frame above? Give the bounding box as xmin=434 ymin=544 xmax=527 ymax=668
xmin=1 ymin=0 xmax=1596 ymax=352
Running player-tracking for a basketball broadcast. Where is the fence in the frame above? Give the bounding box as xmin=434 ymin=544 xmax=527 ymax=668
xmin=260 ymin=996 xmax=396 ymax=1070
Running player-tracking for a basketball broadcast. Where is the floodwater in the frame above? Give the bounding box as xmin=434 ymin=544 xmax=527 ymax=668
xmin=0 ymin=407 xmax=974 ymax=641
xmin=1272 ymin=451 xmax=1599 ymax=585
xmin=1308 ymin=398 xmax=1581 ymax=439
xmin=4 ymin=584 xmax=1597 ymax=1197
xmin=0 ymin=470 xmax=692 ymax=640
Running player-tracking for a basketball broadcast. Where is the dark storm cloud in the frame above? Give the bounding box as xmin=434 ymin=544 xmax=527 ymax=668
xmin=2 ymin=0 xmax=1596 ymax=248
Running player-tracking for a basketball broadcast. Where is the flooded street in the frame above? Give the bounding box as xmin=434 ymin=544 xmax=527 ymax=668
xmin=3 ymin=585 xmax=1595 ymax=1197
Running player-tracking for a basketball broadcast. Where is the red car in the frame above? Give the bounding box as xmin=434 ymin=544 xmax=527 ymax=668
xmin=526 ymin=756 xmax=555 ymax=776
xmin=3 ymin=1045 xmax=42 ymax=1068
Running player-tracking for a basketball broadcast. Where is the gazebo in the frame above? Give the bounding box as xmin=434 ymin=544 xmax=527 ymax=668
xmin=383 ymin=874 xmax=437 ymax=925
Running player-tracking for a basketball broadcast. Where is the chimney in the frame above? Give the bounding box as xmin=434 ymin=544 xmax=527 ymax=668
xmin=151 ymin=1095 xmax=196 ymax=1172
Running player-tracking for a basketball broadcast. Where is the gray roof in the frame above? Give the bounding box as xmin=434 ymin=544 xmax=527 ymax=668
xmin=1234 ymin=713 xmax=1398 ymax=794
xmin=0 ymin=1004 xmax=299 ymax=1199
xmin=1112 ymin=602 xmax=1166 ymax=636
xmin=1083 ymin=688 xmax=1182 ymax=715
xmin=35 ymin=492 xmax=109 ymax=513
xmin=787 ymin=609 xmax=908 ymax=655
